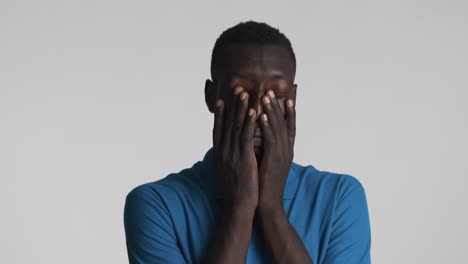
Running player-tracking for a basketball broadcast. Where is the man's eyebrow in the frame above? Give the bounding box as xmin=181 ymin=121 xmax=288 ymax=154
xmin=271 ymin=73 xmax=287 ymax=80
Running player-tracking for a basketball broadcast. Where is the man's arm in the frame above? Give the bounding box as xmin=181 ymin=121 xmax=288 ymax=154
xmin=124 ymin=185 xmax=187 ymax=264
xmin=257 ymin=90 xmax=372 ymax=263
xmin=205 ymin=205 xmax=256 ymax=264
xmin=257 ymin=206 xmax=313 ymax=263
xmin=322 ymin=176 xmax=372 ymax=264
xmin=256 ymin=89 xmax=313 ymax=263
xmin=205 ymin=88 xmax=260 ymax=263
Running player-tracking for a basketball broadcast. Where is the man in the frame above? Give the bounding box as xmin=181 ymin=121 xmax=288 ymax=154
xmin=124 ymin=21 xmax=372 ymax=264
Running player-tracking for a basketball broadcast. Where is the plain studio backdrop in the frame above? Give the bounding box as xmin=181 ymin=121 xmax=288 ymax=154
xmin=1 ymin=0 xmax=467 ymax=263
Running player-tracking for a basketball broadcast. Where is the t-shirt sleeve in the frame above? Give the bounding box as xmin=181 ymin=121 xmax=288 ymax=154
xmin=123 ymin=185 xmax=187 ymax=264
xmin=323 ymin=176 xmax=372 ymax=264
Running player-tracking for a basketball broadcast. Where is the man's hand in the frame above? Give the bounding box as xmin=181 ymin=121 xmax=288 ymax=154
xmin=257 ymin=89 xmax=296 ymax=211
xmin=213 ymin=85 xmax=259 ymax=210
xmin=206 ymin=86 xmax=259 ymax=264
xmin=254 ymin=89 xmax=312 ymax=263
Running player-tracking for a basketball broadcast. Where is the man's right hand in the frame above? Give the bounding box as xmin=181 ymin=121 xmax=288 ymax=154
xmin=206 ymin=86 xmax=258 ymax=264
xmin=212 ymin=85 xmax=258 ymax=210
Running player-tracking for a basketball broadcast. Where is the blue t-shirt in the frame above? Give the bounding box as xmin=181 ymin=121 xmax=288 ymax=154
xmin=124 ymin=147 xmax=372 ymax=263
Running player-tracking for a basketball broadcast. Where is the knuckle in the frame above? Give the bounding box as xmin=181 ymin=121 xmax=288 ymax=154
xmin=232 ymin=120 xmax=242 ymax=132
xmin=225 ymin=119 xmax=234 ymax=129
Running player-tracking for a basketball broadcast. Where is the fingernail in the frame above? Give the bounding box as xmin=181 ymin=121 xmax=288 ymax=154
xmin=263 ymin=96 xmax=270 ymax=104
xmin=216 ymin=100 xmax=223 ymax=107
xmin=262 ymin=113 xmax=268 ymax=121
xmin=240 ymin=92 xmax=247 ymax=101
xmin=268 ymin=90 xmax=275 ymax=98
xmin=287 ymin=99 xmax=294 ymax=108
xmin=234 ymin=86 xmax=243 ymax=95
xmin=248 ymin=108 xmax=255 ymax=116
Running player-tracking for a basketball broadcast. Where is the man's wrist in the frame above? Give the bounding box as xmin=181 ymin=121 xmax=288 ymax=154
xmin=223 ymin=202 xmax=257 ymax=221
xmin=256 ymin=203 xmax=286 ymax=219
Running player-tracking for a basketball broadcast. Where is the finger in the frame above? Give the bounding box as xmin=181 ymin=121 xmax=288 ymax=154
xmin=223 ymin=86 xmax=243 ymax=153
xmin=285 ymin=98 xmax=296 ymax=146
xmin=261 ymin=91 xmax=281 ymax=135
xmin=213 ymin=99 xmax=225 ymax=153
xmin=240 ymin=108 xmax=256 ymax=154
xmin=267 ymin=90 xmax=288 ymax=138
xmin=232 ymin=91 xmax=249 ymax=153
xmin=259 ymin=112 xmax=274 ymax=152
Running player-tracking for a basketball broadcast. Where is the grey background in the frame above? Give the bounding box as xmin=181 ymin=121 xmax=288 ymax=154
xmin=1 ymin=0 xmax=467 ymax=263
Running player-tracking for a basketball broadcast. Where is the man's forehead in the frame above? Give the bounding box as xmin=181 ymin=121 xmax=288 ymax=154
xmin=222 ymin=43 xmax=294 ymax=80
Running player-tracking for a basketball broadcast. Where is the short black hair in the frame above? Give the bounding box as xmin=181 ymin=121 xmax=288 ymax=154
xmin=210 ymin=20 xmax=296 ymax=81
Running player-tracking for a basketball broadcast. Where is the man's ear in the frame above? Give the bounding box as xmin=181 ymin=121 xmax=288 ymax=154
xmin=205 ymin=79 xmax=217 ymax=113
xmin=292 ymin=83 xmax=297 ymax=103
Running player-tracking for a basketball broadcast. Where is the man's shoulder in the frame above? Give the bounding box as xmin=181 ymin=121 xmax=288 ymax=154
xmin=292 ymin=161 xmax=366 ymax=196
xmin=125 ymin=163 xmax=206 ymax=205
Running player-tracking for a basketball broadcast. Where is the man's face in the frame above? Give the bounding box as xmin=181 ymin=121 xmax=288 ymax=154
xmin=215 ymin=43 xmax=297 ymax=160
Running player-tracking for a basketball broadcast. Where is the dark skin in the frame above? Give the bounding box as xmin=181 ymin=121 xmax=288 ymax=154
xmin=204 ymin=43 xmax=313 ymax=264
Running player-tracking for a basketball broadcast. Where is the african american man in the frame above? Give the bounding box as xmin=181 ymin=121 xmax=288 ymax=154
xmin=124 ymin=21 xmax=372 ymax=264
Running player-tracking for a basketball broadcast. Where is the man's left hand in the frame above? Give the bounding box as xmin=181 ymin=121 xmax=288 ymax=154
xmin=257 ymin=89 xmax=296 ymax=212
